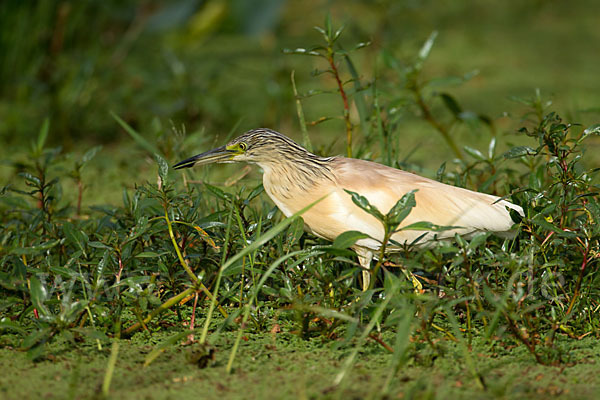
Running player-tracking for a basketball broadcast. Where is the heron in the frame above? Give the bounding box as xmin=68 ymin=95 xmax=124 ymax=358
xmin=174 ymin=128 xmax=523 ymax=290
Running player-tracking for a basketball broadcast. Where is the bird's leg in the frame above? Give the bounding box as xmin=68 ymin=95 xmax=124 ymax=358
xmin=355 ymin=249 xmax=373 ymax=291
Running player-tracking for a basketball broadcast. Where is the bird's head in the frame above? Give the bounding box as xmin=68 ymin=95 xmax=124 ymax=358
xmin=173 ymin=128 xmax=308 ymax=169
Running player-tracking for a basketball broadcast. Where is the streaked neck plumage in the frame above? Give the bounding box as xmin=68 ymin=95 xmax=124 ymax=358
xmin=257 ymin=148 xmax=336 ymax=200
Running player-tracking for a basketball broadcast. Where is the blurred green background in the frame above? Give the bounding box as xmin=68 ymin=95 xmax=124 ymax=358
xmin=1 ymin=0 xmax=599 ymax=203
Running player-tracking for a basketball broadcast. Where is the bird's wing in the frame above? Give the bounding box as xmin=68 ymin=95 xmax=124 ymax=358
xmin=327 ymin=158 xmax=522 ymax=245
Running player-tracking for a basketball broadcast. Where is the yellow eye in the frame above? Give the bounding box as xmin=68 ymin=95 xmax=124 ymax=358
xmin=239 ymin=142 xmax=247 ymax=151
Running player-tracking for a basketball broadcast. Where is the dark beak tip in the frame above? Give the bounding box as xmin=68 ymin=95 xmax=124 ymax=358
xmin=172 ymin=157 xmax=197 ymax=170
xmin=173 ymin=146 xmax=231 ymax=170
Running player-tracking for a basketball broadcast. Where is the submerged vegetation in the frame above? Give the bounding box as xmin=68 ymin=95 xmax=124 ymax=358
xmin=1 ymin=2 xmax=600 ymax=399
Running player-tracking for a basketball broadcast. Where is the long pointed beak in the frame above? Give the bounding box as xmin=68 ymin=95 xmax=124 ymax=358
xmin=173 ymin=146 xmax=235 ymax=169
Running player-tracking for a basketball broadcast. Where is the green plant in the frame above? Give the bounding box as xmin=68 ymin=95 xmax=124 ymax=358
xmin=1 ymin=19 xmax=599 ymax=397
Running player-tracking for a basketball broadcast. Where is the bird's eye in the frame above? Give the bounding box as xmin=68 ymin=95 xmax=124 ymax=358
xmin=239 ymin=142 xmax=247 ymax=151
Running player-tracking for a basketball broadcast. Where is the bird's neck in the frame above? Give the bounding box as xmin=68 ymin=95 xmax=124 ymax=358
xmin=258 ymin=152 xmax=336 ymax=201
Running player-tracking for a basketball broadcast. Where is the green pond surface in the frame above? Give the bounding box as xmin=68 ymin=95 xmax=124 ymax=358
xmin=1 ymin=332 xmax=599 ymax=400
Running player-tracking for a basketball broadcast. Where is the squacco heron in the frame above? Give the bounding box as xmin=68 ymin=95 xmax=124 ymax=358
xmin=174 ymin=129 xmax=523 ymax=289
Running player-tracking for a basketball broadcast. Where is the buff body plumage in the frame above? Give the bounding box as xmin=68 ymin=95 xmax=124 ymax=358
xmin=175 ymin=129 xmax=523 ymax=289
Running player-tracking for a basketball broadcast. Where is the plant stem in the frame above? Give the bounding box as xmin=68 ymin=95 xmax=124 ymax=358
xmin=503 ymin=311 xmax=548 ymax=365
xmin=121 ymin=287 xmax=195 ymax=337
xmin=291 ymin=70 xmax=312 ymax=152
xmin=163 ymin=210 xmax=225 ymax=315
xmin=165 ymin=209 xmax=200 ymax=283
xmin=369 ymin=226 xmax=392 ymax=290
xmin=334 ymin=279 xmax=398 ymax=385
xmin=76 ymin=179 xmax=83 ymax=216
xmin=102 ymin=340 xmax=120 ymax=397
xmin=200 ymin=207 xmax=234 ymax=344
xmin=103 ymin=319 xmax=121 ymax=397
xmin=413 ymin=86 xmax=463 ymax=159
xmin=188 ymin=292 xmax=198 ymax=342
xmin=326 ymin=48 xmax=353 ymax=158
xmin=368 ymin=333 xmax=394 ymax=353
xmin=565 ymin=242 xmax=589 ymax=317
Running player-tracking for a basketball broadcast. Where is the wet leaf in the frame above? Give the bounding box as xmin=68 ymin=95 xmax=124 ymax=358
xmin=464 ymin=146 xmax=485 ymax=161
xmin=416 ymin=31 xmax=438 ymax=69
xmin=503 ymin=146 xmax=536 ymax=159
xmin=387 ymin=190 xmax=417 ymax=227
xmin=344 ymin=189 xmax=384 ymax=221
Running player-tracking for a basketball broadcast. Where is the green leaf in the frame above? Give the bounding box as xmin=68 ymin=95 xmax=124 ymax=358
xmin=344 ymin=189 xmax=385 ymax=221
xmin=387 ymin=190 xmax=417 ymax=226
xmin=122 ymin=187 xmax=131 ymax=209
xmin=82 ymin=145 xmax=102 ymax=164
xmin=95 ymin=250 xmax=110 ymax=287
xmin=344 ymin=54 xmax=370 ymax=139
xmin=19 ymin=172 xmax=41 ymax=186
xmin=416 ymin=31 xmax=438 ymax=69
xmin=290 ymin=70 xmax=311 ymax=152
xmin=399 ymin=221 xmax=437 ymax=231
xmin=89 ymin=241 xmax=111 ymax=249
xmin=36 ymin=118 xmax=50 ymax=154
xmin=0 ymin=320 xmax=26 ymax=334
xmin=463 ymin=146 xmax=485 ymax=161
xmin=332 ymin=24 xmax=345 ymax=42
xmin=49 ymin=266 xmax=79 ymax=279
xmin=478 ymin=170 xmax=501 ymax=193
xmin=503 ymin=146 xmax=536 ymax=159
xmin=23 ymin=327 xmax=52 ymax=350
xmin=12 ymin=239 xmax=61 ymax=256
xmin=29 ymin=276 xmax=49 ymax=316
xmin=383 ymin=304 xmax=415 ymax=389
xmin=454 ymin=233 xmax=467 ymax=248
xmin=478 ymin=114 xmax=495 ymax=132
xmin=439 ymin=93 xmax=462 ymax=118
xmin=383 ymin=270 xmax=401 ymax=294
xmin=135 ymin=251 xmax=163 ymax=258
xmin=531 ymin=215 xmax=563 ymax=234
xmin=63 ymin=221 xmax=87 ymax=255
xmin=324 ymin=12 xmax=332 ymax=38
xmin=488 ymin=137 xmax=496 ymax=159
xmin=220 ymin=197 xmax=326 ymax=276
xmin=468 ymin=232 xmax=490 ymax=250
xmin=111 ymin=276 xmax=152 ymax=289
xmin=154 ymin=153 xmax=169 ymax=185
xmin=285 ymin=217 xmax=305 ymax=247
xmin=320 ymin=247 xmax=356 ymax=257
xmin=112 ymin=111 xmax=160 ymax=155
xmin=352 ymin=41 xmax=371 ymax=51
xmin=539 ymin=204 xmax=557 ymax=216
xmin=144 ymin=330 xmax=196 ymax=367
xmin=73 ymin=328 xmax=110 ymax=342
xmin=245 ymin=184 xmax=264 ymax=204
xmin=507 ymin=95 xmax=536 ymax=107
xmin=333 ymin=231 xmax=370 ymax=249
xmin=581 ymin=123 xmax=600 ymax=141
xmin=583 ymin=123 xmax=600 ymax=135
xmin=205 ymin=183 xmax=231 ymax=201
xmin=282 ymin=47 xmax=322 ymax=57
xmin=436 ymin=162 xmax=447 ymax=181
